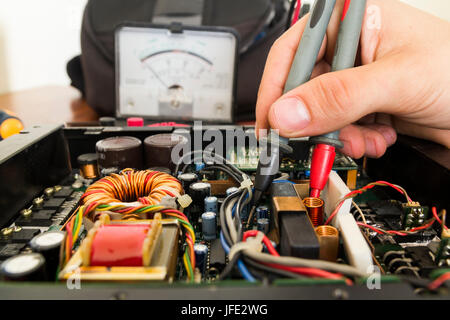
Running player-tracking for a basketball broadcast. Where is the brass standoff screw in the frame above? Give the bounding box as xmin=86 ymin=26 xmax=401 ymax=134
xmin=33 ymin=197 xmax=44 ymax=208
xmin=1 ymin=227 xmax=13 ymax=237
xmin=21 ymin=208 xmax=33 ymax=218
xmin=44 ymin=187 xmax=55 ymax=198
xmin=54 ymin=185 xmax=62 ymax=192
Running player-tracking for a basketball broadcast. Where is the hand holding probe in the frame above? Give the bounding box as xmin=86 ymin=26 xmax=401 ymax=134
xmin=250 ymin=0 xmax=337 ymax=225
xmin=309 ymin=0 xmax=367 ymax=198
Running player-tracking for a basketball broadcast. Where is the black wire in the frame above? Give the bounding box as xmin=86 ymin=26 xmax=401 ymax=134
xmin=218 ymin=251 xmax=242 ymax=281
xmin=243 ymin=257 xmax=304 ymax=279
xmin=220 ymin=190 xmax=242 ymax=247
xmin=285 ymin=0 xmax=297 ymax=31
xmin=234 ymin=188 xmax=248 ymax=242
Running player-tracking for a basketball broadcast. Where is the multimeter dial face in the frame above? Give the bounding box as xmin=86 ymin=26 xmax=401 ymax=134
xmin=117 ymin=26 xmax=237 ymax=122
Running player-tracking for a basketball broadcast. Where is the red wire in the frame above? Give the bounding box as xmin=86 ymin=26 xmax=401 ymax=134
xmin=291 ymin=0 xmax=302 ymax=26
xmin=428 ymin=272 xmax=450 ymax=291
xmin=325 ymin=181 xmax=413 ymax=225
xmin=243 ymin=230 xmax=351 ymax=283
xmin=431 ymin=207 xmax=448 ymax=230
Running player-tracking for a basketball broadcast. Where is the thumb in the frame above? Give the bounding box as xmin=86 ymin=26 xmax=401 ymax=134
xmin=267 ymin=61 xmax=395 ymax=138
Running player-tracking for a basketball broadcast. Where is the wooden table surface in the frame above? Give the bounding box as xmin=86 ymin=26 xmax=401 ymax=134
xmin=0 ymin=86 xmax=99 ymax=127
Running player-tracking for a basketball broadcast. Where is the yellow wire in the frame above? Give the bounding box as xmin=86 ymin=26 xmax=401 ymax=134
xmin=183 ymin=253 xmax=192 ymax=280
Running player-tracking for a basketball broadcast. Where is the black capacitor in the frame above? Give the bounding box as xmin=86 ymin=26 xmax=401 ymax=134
xmin=189 ymin=182 xmax=211 ymax=222
xmin=0 ymin=253 xmax=47 ymax=281
xmin=144 ymin=134 xmax=189 ymax=172
xmin=29 ymin=231 xmax=65 ymax=280
xmin=194 ymin=243 xmax=208 ymax=275
xmin=96 ymin=136 xmax=143 ymax=171
xmin=178 ymin=173 xmax=198 ymax=192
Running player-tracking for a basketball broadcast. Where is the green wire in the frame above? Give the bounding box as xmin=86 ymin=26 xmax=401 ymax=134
xmin=185 ymin=248 xmax=194 ymax=282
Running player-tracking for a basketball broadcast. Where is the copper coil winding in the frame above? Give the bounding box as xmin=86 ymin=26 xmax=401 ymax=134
xmin=303 ymin=197 xmax=324 ymax=227
xmin=81 ymin=169 xmax=183 ymax=220
xmin=80 ymin=163 xmax=99 ymax=179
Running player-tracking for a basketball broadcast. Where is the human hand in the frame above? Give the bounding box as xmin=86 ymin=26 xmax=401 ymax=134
xmin=256 ymin=0 xmax=450 ymax=158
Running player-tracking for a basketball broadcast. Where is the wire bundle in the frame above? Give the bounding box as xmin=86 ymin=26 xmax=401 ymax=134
xmin=61 ymin=169 xmax=196 ymax=281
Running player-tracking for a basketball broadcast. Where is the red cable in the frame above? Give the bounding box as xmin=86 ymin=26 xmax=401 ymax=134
xmin=431 ymin=207 xmax=448 ymax=230
xmin=291 ymin=0 xmax=302 ymax=26
xmin=428 ymin=272 xmax=450 ymax=291
xmin=243 ymin=230 xmax=350 ymax=283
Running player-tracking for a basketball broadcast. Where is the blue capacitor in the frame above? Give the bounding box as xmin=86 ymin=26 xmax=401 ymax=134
xmin=204 ymin=196 xmax=218 ymax=214
xmin=194 ymin=243 xmax=208 ymax=275
xmin=256 ymin=206 xmax=269 ymax=219
xmin=257 ymin=218 xmax=270 ymax=234
xmin=202 ymin=212 xmax=217 ymax=240
xmin=226 ymin=187 xmax=239 ymax=197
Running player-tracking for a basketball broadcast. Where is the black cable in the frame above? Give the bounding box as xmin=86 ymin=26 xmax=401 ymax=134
xmin=234 ymin=189 xmax=248 ymax=242
xmin=243 ymin=257 xmax=304 ymax=279
xmin=285 ymin=0 xmax=297 ymax=31
xmin=220 ymin=190 xmax=242 ymax=247
xmin=218 ymin=251 xmax=242 ymax=281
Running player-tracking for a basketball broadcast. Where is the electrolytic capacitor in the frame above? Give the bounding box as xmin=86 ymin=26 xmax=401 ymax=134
xmin=194 ymin=243 xmax=208 ymax=275
xmin=189 ymin=182 xmax=211 ymax=207
xmin=0 ymin=253 xmax=47 ymax=281
xmin=178 ymin=173 xmax=198 ymax=192
xmin=204 ymin=196 xmax=218 ymax=214
xmin=256 ymin=206 xmax=269 ymax=219
xmin=96 ymin=136 xmax=143 ymax=171
xmin=202 ymin=212 xmax=217 ymax=241
xmin=257 ymin=218 xmax=270 ymax=235
xmin=29 ymin=231 xmax=65 ymax=280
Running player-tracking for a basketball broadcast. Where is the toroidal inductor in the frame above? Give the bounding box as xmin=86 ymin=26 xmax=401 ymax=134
xmin=303 ymin=197 xmax=324 ymax=227
xmin=77 ymin=153 xmax=99 ymax=179
xmin=315 ymin=225 xmax=339 ymax=262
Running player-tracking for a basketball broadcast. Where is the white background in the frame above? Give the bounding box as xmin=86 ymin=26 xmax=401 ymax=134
xmin=0 ymin=0 xmax=448 ymax=94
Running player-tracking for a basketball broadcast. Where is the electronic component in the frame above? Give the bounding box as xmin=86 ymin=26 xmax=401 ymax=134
xmin=0 ymin=227 xmax=39 ymax=244
xmin=204 ymin=196 xmax=218 ymax=214
xmin=256 ymin=206 xmax=269 ymax=219
xmin=208 ymin=238 xmax=226 ymax=275
xmin=60 ymin=217 xmax=179 ymax=281
xmin=315 ymin=226 xmax=339 ymax=262
xmin=402 ymin=202 xmax=429 ymax=230
xmin=178 ymin=173 xmax=198 ymax=192
xmin=303 ymin=197 xmax=324 ymax=227
xmin=96 ymin=136 xmax=143 ymax=171
xmin=144 ymin=134 xmax=188 ymax=171
xmin=77 ymin=153 xmax=99 ymax=179
xmin=0 ymin=253 xmax=46 ymax=281
xmin=29 ymin=231 xmax=65 ymax=280
xmin=189 ymin=182 xmax=211 ymax=221
xmin=202 ymin=212 xmax=217 ymax=241
xmin=271 ymin=182 xmax=320 ymax=259
xmin=257 ymin=218 xmax=270 ymax=235
xmin=15 ymin=210 xmax=55 ymax=227
xmin=436 ymin=229 xmax=450 ymax=267
xmin=194 ymin=243 xmax=208 ymax=275
xmin=0 ymin=243 xmax=26 ymax=261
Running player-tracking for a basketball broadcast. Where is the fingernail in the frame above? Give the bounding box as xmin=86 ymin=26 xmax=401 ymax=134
xmin=272 ymin=98 xmax=311 ymax=133
xmin=364 ymin=137 xmax=377 ymax=157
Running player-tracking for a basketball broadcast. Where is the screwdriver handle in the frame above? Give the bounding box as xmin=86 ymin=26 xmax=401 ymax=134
xmin=284 ymin=0 xmax=337 ymax=93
